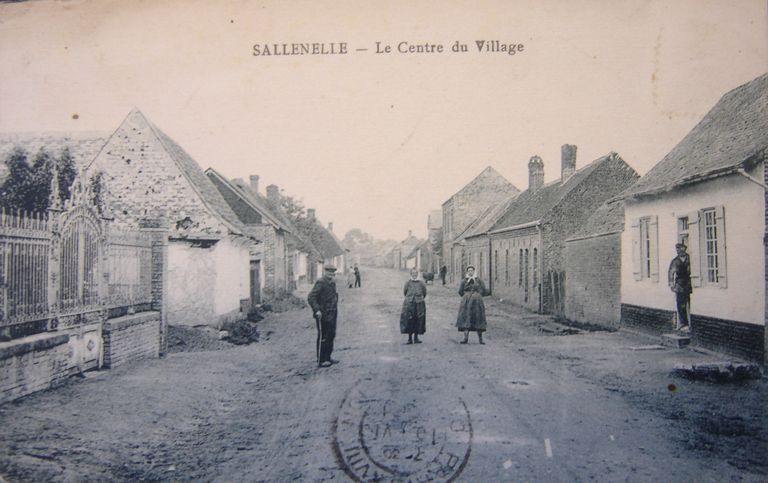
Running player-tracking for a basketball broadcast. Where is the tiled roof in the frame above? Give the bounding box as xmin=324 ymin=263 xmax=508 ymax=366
xmin=443 ymin=166 xmax=519 ymax=205
xmin=567 ymin=199 xmax=627 ymax=240
xmin=490 ymin=154 xmax=612 ymax=231
xmin=207 ymin=169 xmax=288 ymax=231
xmin=622 ymin=73 xmax=768 ymax=198
xmin=138 ymin=112 xmax=247 ymax=235
xmin=461 ymin=192 xmax=521 ymax=240
xmin=295 ymin=217 xmax=344 ymax=260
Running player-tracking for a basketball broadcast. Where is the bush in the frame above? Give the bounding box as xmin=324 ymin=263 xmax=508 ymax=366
xmin=261 ymin=287 xmax=307 ymax=313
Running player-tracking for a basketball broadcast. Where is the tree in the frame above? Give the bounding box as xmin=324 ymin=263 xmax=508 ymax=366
xmin=0 ymin=146 xmax=78 ymax=213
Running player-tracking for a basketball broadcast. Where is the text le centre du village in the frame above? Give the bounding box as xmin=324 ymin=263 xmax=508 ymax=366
xmin=252 ymin=41 xmax=525 ymax=57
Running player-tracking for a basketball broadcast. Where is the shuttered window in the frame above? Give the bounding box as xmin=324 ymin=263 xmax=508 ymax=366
xmin=700 ymin=206 xmax=727 ymax=288
xmin=632 ymin=216 xmax=659 ymax=282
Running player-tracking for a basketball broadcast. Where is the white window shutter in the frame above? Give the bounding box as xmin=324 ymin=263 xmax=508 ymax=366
xmin=649 ymin=216 xmax=659 ymax=282
xmin=631 ymin=219 xmax=641 ymax=281
xmin=715 ymin=205 xmax=727 ymax=288
xmin=687 ymin=211 xmax=702 ymax=287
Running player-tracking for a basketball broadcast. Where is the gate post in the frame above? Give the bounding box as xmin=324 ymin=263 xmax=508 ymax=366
xmin=140 ymin=217 xmax=169 ymax=355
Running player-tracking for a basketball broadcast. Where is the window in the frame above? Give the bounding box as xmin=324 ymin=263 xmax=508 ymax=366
xmin=677 ymin=216 xmax=689 ymax=247
xmin=632 ymin=216 xmax=658 ymax=282
xmin=700 ymin=207 xmax=727 ymax=286
xmin=479 ymin=252 xmax=484 ymax=279
xmin=494 ymin=250 xmax=499 ymax=283
xmin=518 ymin=249 xmax=523 ymax=286
xmin=505 ymin=249 xmax=509 ymax=286
xmin=532 ymin=248 xmax=538 ymax=289
xmin=523 ymin=248 xmax=530 ymax=302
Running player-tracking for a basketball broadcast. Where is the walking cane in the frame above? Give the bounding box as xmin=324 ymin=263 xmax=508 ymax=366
xmin=314 ymin=311 xmax=322 ymax=366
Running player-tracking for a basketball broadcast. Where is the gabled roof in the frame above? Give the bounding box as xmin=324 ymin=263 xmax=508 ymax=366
xmin=443 ymin=166 xmax=519 ymax=205
xmin=206 ymin=168 xmax=289 ymax=231
xmin=406 ymin=239 xmax=430 ymax=259
xmin=490 ymin=153 xmax=633 ymax=232
xmin=622 ymin=73 xmax=768 ymax=199
xmin=461 ymin=192 xmax=521 ymax=241
xmin=94 ymin=109 xmax=247 ymax=237
xmin=295 ymin=217 xmax=344 ymax=260
xmin=567 ymin=199 xmax=627 ymax=240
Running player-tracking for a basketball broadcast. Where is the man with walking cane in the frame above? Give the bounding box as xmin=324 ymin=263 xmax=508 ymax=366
xmin=308 ymin=265 xmax=340 ymax=368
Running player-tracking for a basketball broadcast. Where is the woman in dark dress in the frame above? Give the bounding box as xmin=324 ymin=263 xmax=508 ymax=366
xmin=456 ymin=266 xmax=488 ymax=344
xmin=400 ymin=268 xmax=427 ymax=344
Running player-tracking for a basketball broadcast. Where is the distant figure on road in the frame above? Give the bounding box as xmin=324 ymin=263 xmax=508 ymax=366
xmin=439 ymin=265 xmax=447 ymax=285
xmin=354 ymin=264 xmax=361 ymax=288
xmin=308 ymin=265 xmax=340 ymax=368
xmin=668 ymin=243 xmax=692 ymax=332
xmin=346 ymin=266 xmax=355 ymax=288
xmin=456 ymin=266 xmax=488 ymax=344
xmin=400 ymin=268 xmax=427 ymax=344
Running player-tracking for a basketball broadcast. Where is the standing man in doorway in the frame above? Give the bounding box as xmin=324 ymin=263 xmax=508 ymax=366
xmin=308 ymin=265 xmax=340 ymax=367
xmin=668 ymin=243 xmax=692 ymax=332
xmin=439 ymin=265 xmax=447 ymax=286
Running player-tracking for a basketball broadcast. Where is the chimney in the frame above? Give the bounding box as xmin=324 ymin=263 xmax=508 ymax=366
xmin=328 ymin=222 xmax=334 ymax=233
xmin=266 ymin=184 xmax=279 ymax=203
xmin=561 ymin=144 xmax=577 ymax=182
xmin=307 ymin=208 xmax=316 ymax=220
xmin=528 ymin=155 xmax=544 ymax=193
xmin=249 ymin=175 xmax=260 ymax=193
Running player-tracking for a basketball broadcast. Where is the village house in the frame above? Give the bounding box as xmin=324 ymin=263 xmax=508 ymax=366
xmin=90 ymin=109 xmax=258 ymax=327
xmin=456 ymin=193 xmax=520 ymax=285
xmin=619 ymin=73 xmax=767 ymax=362
xmin=442 ymin=166 xmax=519 ymax=283
xmin=392 ymin=230 xmax=423 ymax=270
xmin=488 ymin=145 xmax=639 ymax=316
xmin=294 ymin=209 xmax=345 ymax=279
xmin=564 ymin=198 xmax=629 ymax=328
xmin=206 ymin=170 xmax=312 ymax=303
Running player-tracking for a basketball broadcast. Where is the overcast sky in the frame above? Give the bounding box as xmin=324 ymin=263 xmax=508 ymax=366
xmin=0 ymin=0 xmax=765 ymax=240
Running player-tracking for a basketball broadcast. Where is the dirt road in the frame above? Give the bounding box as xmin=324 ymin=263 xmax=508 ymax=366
xmin=0 ymin=267 xmax=766 ymax=481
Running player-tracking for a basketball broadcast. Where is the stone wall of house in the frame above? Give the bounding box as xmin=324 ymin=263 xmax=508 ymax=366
xmin=102 ymin=313 xmax=161 ymax=368
xmin=91 ymin=110 xmax=230 ymax=235
xmin=463 ymin=236 xmax=490 ymax=282
xmin=540 ymin=156 xmax=638 ymax=315
xmin=442 ymin=170 xmax=517 ymax=282
xmin=564 ymin=233 xmax=622 ymax=328
xmin=0 ymin=333 xmax=72 ymax=404
xmin=490 ymin=227 xmax=541 ymax=312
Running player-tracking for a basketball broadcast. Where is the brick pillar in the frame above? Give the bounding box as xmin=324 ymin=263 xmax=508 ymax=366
xmin=140 ymin=218 xmax=169 ymax=355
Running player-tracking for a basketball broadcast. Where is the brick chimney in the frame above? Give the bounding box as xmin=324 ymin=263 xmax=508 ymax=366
xmin=307 ymin=208 xmax=316 ymax=220
xmin=266 ymin=184 xmax=279 ymax=203
xmin=528 ymin=155 xmax=544 ymax=193
xmin=249 ymin=175 xmax=260 ymax=193
xmin=561 ymin=144 xmax=577 ymax=183
xmin=328 ymin=222 xmax=334 ymax=233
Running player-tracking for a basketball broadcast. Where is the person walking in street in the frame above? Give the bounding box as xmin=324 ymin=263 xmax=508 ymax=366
xmin=456 ymin=265 xmax=488 ymax=344
xmin=308 ymin=265 xmax=340 ymax=367
xmin=439 ymin=265 xmax=447 ymax=286
xmin=354 ymin=264 xmax=361 ymax=288
xmin=668 ymin=243 xmax=692 ymax=332
xmin=400 ymin=268 xmax=427 ymax=344
xmin=346 ymin=266 xmax=355 ymax=288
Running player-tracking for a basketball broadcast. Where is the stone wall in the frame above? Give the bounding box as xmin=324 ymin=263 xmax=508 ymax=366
xmin=0 ymin=333 xmax=72 ymax=404
xmin=564 ymin=233 xmax=622 ymax=328
xmin=102 ymin=312 xmax=161 ymax=368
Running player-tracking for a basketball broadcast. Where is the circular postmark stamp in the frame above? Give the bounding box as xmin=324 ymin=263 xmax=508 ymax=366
xmin=333 ymin=382 xmax=472 ymax=482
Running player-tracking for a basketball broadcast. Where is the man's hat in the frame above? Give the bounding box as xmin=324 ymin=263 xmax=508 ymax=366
xmin=675 ymin=243 xmax=687 ymax=249
xmin=324 ymin=265 xmax=337 ymax=272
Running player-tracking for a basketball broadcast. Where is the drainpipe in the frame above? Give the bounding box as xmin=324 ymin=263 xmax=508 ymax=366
xmin=737 ymin=168 xmax=768 ymax=190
